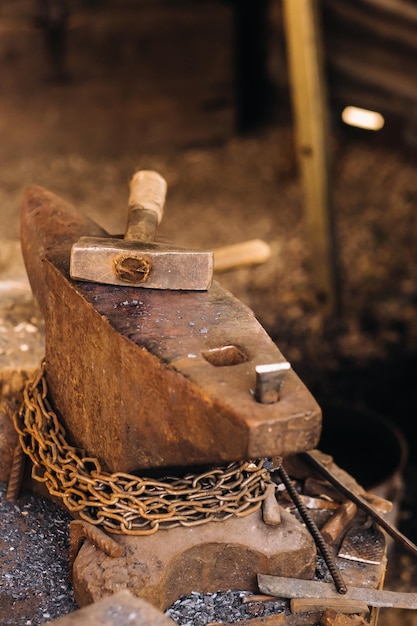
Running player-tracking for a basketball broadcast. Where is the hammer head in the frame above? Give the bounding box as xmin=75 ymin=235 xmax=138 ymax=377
xmin=70 ymin=236 xmax=214 ymax=290
xmin=69 ymin=170 xmax=213 ymax=290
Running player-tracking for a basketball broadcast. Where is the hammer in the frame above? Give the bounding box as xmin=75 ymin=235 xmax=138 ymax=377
xmin=70 ymin=170 xmax=213 ymax=290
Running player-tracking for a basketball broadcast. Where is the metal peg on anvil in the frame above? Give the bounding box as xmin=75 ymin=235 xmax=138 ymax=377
xmin=70 ymin=170 xmax=213 ymax=290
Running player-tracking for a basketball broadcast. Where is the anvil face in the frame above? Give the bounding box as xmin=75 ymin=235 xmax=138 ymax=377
xmin=21 ymin=186 xmax=321 ymax=473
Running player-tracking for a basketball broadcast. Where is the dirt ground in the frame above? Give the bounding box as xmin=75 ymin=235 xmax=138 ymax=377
xmin=1 ymin=1 xmax=417 ymax=624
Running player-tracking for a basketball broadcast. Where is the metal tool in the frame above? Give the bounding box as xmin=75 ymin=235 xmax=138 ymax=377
xmin=274 ymin=461 xmax=347 ymax=595
xmin=255 ymin=362 xmax=291 ymax=404
xmin=258 ymin=574 xmax=417 ymax=610
xmin=338 ymin=522 xmax=385 ymax=566
xmin=301 ymin=450 xmax=417 ymax=560
xmin=70 ymin=170 xmax=213 ymax=290
xmin=320 ymin=501 xmax=358 ymax=545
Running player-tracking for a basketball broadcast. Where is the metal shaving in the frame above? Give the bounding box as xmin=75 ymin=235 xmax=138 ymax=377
xmin=166 ymin=590 xmax=288 ymax=626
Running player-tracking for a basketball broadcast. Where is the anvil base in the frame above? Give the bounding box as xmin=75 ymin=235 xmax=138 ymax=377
xmin=72 ymin=507 xmax=316 ymax=611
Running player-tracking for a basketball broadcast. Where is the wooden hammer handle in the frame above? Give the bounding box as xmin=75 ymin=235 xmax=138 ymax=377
xmin=213 ymin=239 xmax=271 ymax=272
xmin=126 ymin=170 xmax=167 ymax=242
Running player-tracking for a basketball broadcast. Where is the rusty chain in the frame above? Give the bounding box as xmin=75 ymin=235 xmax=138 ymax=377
xmin=13 ymin=361 xmax=272 ymax=535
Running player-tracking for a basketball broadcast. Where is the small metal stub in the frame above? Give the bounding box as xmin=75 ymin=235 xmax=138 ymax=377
xmin=113 ymin=255 xmax=152 ymax=283
xmin=262 ymin=483 xmax=282 ymax=526
xmin=255 ymin=362 xmax=291 ymax=404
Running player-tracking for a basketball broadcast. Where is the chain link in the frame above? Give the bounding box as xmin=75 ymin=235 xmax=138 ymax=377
xmin=13 ymin=361 xmax=271 ymax=535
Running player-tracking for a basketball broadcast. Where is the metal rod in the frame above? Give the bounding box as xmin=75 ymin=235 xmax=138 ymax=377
xmin=275 ymin=462 xmax=347 ymax=594
xmin=255 ymin=362 xmax=291 ymax=404
xmin=6 ymin=443 xmax=25 ymax=501
xmin=301 ymin=450 xmax=417 ymax=559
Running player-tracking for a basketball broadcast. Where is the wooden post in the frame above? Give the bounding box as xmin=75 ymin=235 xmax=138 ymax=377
xmin=282 ymin=0 xmax=339 ymax=314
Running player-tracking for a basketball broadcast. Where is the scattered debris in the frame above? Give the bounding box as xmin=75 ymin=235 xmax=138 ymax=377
xmin=0 ymin=483 xmax=77 ymax=626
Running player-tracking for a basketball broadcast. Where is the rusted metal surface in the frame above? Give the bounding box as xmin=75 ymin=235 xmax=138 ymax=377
xmin=14 ymin=367 xmax=273 ymax=534
xmin=338 ymin=524 xmax=385 ymax=566
xmin=5 ymin=441 xmax=25 ymax=501
xmin=20 ymin=185 xmax=321 ymax=473
xmin=274 ymin=461 xmax=347 ymax=595
xmin=258 ymin=575 xmax=417 ymax=610
xmin=72 ymin=507 xmax=316 ymax=611
xmin=69 ymin=520 xmax=125 ymax=573
xmin=301 ymin=450 xmax=417 ymax=560
xmin=262 ymin=483 xmax=282 ymax=526
xmin=0 ymin=410 xmax=18 ymax=484
xmin=320 ymin=501 xmax=358 ymax=545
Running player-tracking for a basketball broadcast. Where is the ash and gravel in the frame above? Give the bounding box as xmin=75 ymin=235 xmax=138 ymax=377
xmin=166 ymin=591 xmax=288 ymax=626
xmin=0 ymin=483 xmax=77 ymax=625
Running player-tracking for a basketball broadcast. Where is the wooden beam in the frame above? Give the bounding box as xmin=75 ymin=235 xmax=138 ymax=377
xmin=282 ymin=0 xmax=338 ymax=314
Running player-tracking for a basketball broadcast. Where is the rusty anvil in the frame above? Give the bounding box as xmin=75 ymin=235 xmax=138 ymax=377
xmin=20 ymin=182 xmax=321 ymax=474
